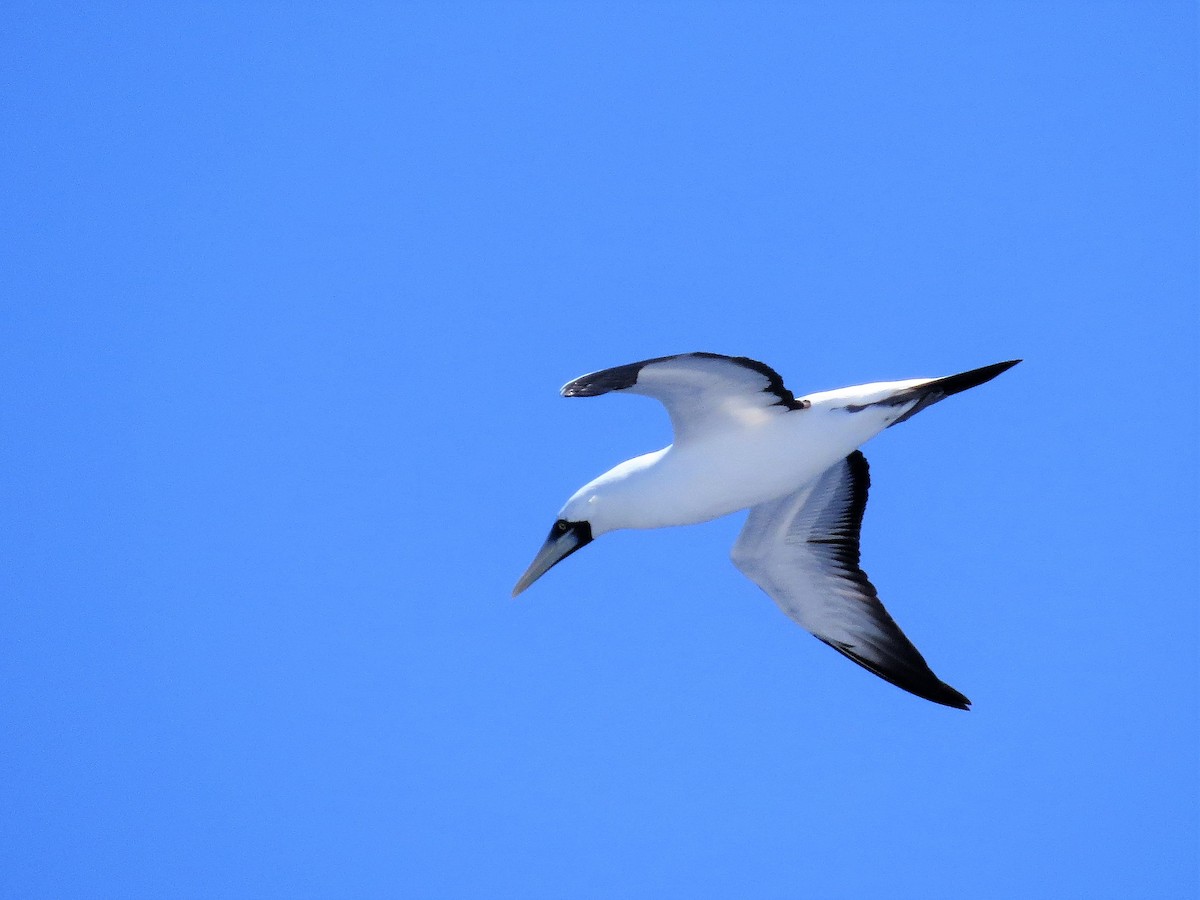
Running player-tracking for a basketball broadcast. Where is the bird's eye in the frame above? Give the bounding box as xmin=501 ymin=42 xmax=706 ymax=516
xmin=555 ymin=520 xmax=569 ymax=533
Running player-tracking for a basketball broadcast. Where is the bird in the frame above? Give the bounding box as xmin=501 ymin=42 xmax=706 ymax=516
xmin=512 ymin=353 xmax=1020 ymax=709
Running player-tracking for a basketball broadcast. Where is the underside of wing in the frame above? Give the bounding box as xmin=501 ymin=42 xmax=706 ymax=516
xmin=731 ymin=452 xmax=970 ymax=710
xmin=561 ymin=353 xmax=809 ymax=443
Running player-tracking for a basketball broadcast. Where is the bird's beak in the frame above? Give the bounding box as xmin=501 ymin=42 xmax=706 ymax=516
xmin=512 ymin=521 xmax=593 ymax=597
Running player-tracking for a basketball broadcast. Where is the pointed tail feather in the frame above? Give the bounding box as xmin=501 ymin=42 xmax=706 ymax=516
xmin=886 ymin=359 xmax=1021 ymax=427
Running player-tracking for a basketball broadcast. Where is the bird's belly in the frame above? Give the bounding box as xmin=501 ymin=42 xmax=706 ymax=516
xmin=604 ymin=406 xmax=895 ymax=531
xmin=635 ymin=427 xmax=851 ymax=527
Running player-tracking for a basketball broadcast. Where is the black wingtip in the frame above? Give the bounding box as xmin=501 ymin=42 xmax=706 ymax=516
xmin=934 ymin=685 xmax=972 ymax=711
xmin=819 ymin=637 xmax=972 ymax=710
xmin=560 ymin=358 xmax=663 ymax=398
xmin=897 ymin=676 xmax=971 ymax=711
xmin=887 ymin=672 xmax=972 ymax=711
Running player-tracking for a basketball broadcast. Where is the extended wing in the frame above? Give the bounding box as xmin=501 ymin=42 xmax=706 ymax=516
xmin=731 ymin=451 xmax=970 ymax=709
xmin=561 ymin=352 xmax=808 ymax=444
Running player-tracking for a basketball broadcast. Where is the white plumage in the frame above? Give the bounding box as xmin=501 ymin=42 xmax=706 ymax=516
xmin=514 ymin=353 xmax=1020 ymax=709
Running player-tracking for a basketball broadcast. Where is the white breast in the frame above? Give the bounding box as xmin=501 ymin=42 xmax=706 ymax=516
xmin=572 ymin=404 xmax=901 ymax=532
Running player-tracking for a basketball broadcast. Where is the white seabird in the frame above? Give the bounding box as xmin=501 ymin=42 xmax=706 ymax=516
xmin=513 ymin=353 xmax=1020 ymax=709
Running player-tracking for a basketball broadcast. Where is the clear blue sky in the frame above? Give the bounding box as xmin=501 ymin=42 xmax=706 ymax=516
xmin=3 ymin=3 xmax=1197 ymax=897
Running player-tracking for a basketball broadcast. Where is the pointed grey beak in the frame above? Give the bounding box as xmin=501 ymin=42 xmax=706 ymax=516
xmin=512 ymin=520 xmax=593 ymax=597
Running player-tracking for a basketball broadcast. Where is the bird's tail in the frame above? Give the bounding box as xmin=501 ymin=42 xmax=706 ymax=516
xmin=880 ymin=359 xmax=1021 ymax=427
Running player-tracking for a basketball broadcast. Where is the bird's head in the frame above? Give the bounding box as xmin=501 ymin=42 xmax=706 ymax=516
xmin=511 ymin=516 xmax=594 ymax=597
xmin=513 ymin=480 xmax=623 ymax=597
xmin=512 ymin=454 xmax=657 ymax=597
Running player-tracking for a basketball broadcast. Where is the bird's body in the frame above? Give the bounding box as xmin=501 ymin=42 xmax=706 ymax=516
xmin=561 ymin=383 xmax=922 ymax=531
xmin=514 ymin=353 xmax=1020 ymax=710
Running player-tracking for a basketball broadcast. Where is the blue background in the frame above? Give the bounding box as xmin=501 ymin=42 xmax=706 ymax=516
xmin=4 ymin=3 xmax=1197 ymax=897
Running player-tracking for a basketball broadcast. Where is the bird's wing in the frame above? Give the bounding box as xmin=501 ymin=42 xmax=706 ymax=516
xmin=561 ymin=352 xmax=807 ymax=444
xmin=730 ymin=451 xmax=970 ymax=709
